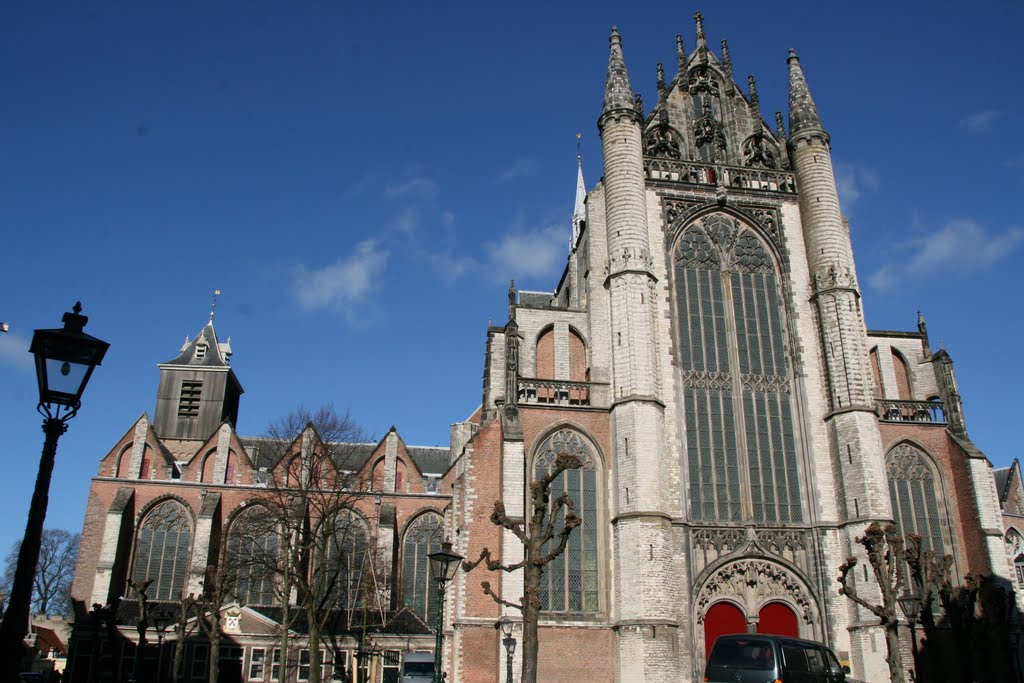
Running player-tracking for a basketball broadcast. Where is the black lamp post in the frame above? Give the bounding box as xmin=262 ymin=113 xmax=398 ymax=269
xmin=496 ymin=616 xmax=517 ymax=683
xmin=0 ymin=303 xmax=109 ymax=677
xmin=898 ymin=588 xmax=923 ymax=682
xmin=154 ymin=614 xmax=169 ymax=683
xmin=428 ymin=540 xmax=463 ymax=683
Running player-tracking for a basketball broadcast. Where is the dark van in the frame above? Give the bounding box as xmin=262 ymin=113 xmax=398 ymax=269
xmin=704 ymin=634 xmax=851 ymax=683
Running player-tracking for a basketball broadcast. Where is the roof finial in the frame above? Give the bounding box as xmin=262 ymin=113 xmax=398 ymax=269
xmin=657 ymin=63 xmax=666 ymax=100
xmin=508 ymin=280 xmax=516 ymax=320
xmin=748 ymin=74 xmax=761 ymax=131
xmin=576 ymin=132 xmax=582 ymax=164
xmin=721 ymin=39 xmax=732 ymax=76
xmin=209 ymin=289 xmax=221 ymax=322
xmin=676 ymin=34 xmax=686 ymax=71
xmin=694 ymin=11 xmax=706 ymax=50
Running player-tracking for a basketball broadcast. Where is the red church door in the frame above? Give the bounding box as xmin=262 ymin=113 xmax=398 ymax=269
xmin=704 ymin=602 xmax=747 ymax=658
xmin=757 ymin=601 xmax=799 ymax=637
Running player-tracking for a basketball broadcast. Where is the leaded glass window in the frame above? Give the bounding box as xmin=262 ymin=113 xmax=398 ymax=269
xmin=227 ymin=506 xmax=279 ymax=606
xmin=887 ymin=443 xmax=947 ymax=556
xmin=132 ymin=500 xmax=192 ymax=601
xmin=534 ymin=429 xmax=600 ymax=613
xmin=402 ymin=513 xmax=443 ymax=625
xmin=675 ymin=215 xmax=802 ymax=523
xmin=317 ymin=509 xmax=369 ymax=610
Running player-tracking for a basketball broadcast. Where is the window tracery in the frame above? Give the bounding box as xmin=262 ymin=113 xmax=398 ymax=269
xmin=402 ymin=512 xmax=444 ymax=624
xmin=132 ymin=500 xmax=192 ymax=601
xmin=675 ymin=215 xmax=801 ymax=523
xmin=534 ymin=429 xmax=600 ymax=613
xmin=887 ymin=443 xmax=948 ymax=557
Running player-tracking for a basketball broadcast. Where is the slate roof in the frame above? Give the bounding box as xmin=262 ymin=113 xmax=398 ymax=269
xmin=995 ymin=467 xmax=1012 ymax=504
xmin=160 ymin=321 xmax=232 ymax=368
xmin=518 ymin=291 xmax=555 ymax=307
xmin=240 ymin=437 xmax=449 ymax=476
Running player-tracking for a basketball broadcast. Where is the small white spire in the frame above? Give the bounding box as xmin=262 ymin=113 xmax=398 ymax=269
xmin=571 ymin=134 xmax=587 ymax=249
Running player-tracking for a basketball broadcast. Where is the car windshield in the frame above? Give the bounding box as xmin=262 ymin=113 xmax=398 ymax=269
xmin=403 ymin=662 xmax=434 ymax=675
xmin=709 ymin=639 xmax=776 ymax=670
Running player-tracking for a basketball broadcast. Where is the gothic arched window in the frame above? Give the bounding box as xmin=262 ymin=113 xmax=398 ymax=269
xmin=674 ymin=215 xmax=802 ymax=523
xmin=316 ymin=509 xmax=370 ymax=611
xmin=534 ymin=429 xmax=600 ymax=614
xmin=227 ymin=505 xmax=279 ymax=606
xmin=402 ymin=512 xmax=444 ymax=624
xmin=132 ymin=500 xmax=193 ymax=601
xmin=887 ymin=443 xmax=948 ymax=556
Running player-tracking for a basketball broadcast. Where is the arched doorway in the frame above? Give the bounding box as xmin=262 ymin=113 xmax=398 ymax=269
xmin=704 ymin=601 xmax=747 ymax=658
xmin=757 ymin=601 xmax=798 ymax=637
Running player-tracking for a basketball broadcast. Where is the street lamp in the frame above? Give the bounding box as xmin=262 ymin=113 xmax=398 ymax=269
xmin=496 ymin=616 xmax=517 ymax=683
xmin=0 ymin=303 xmax=109 ymax=677
xmin=428 ymin=540 xmax=463 ymax=683
xmin=898 ymin=588 xmax=923 ymax=682
xmin=154 ymin=614 xmax=170 ymax=683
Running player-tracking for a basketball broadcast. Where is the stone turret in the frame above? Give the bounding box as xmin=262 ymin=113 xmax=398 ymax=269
xmin=598 ymin=27 xmax=677 ymax=683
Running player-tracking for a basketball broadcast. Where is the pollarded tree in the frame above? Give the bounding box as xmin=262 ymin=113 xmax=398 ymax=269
xmin=837 ymin=522 xmax=907 ymax=683
xmin=462 ymin=429 xmax=586 ymax=683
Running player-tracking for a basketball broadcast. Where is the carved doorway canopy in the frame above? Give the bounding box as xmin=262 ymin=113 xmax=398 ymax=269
xmin=694 ymin=558 xmax=819 ymax=640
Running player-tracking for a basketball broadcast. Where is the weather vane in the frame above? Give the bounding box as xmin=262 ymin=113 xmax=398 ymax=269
xmin=209 ymin=289 xmax=221 ymax=322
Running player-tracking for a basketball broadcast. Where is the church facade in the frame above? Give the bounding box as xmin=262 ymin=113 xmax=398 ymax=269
xmin=446 ymin=18 xmax=1010 ymax=683
xmin=66 ymin=18 xmax=1012 ymax=683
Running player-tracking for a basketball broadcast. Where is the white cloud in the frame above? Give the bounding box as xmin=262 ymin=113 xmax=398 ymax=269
xmin=485 ymin=221 xmax=566 ymax=282
xmin=293 ymin=240 xmax=389 ymax=314
xmin=868 ymin=219 xmax=1024 ymax=290
xmin=962 ymin=109 xmax=1001 ymax=133
xmin=496 ymin=158 xmax=538 ymax=184
xmin=383 ymin=177 xmax=437 ymax=199
xmin=393 ymin=206 xmax=419 ymax=237
xmin=0 ymin=332 xmax=32 ymax=370
xmin=418 ymin=248 xmax=478 ymax=284
xmin=834 ymin=162 xmax=880 ymax=212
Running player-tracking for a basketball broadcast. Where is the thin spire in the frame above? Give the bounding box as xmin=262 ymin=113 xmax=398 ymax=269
xmin=694 ymin=11 xmax=707 ymax=51
xmin=748 ymin=75 xmax=761 ymax=132
xmin=721 ymin=40 xmax=733 ymax=78
xmin=657 ymin=63 xmax=666 ymax=99
xmin=787 ymin=48 xmax=826 ymax=137
xmin=603 ymin=27 xmax=636 ymax=115
xmin=209 ymin=289 xmax=221 ymax=323
xmin=676 ymin=34 xmax=686 ymax=72
xmin=572 ymin=136 xmax=587 ymax=248
xmin=775 ymin=111 xmax=786 ymax=139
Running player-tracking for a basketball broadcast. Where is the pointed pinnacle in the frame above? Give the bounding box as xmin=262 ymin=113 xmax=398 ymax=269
xmin=788 ymin=48 xmax=826 ymax=137
xmin=676 ymin=34 xmax=686 ymax=71
xmin=603 ymin=26 xmax=636 ymax=114
xmin=748 ymin=75 xmax=761 ymax=130
xmin=657 ymin=62 xmax=666 ymax=100
xmin=775 ymin=111 xmax=786 ymax=138
xmin=721 ymin=40 xmax=732 ymax=74
xmin=694 ymin=11 xmax=706 ymax=50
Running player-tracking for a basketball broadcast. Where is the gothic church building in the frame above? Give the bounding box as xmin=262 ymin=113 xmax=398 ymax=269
xmin=67 ymin=18 xmax=1011 ymax=683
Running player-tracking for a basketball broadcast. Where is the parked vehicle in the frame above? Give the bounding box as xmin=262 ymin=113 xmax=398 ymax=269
xmin=400 ymin=651 xmax=434 ymax=683
xmin=704 ymin=633 xmax=852 ymax=683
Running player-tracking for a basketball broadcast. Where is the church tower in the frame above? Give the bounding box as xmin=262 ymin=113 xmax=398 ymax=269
xmin=153 ymin=318 xmax=243 ymax=441
xmin=598 ymin=28 xmax=678 ymax=682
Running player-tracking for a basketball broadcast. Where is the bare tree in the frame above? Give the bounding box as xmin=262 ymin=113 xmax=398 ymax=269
xmin=837 ymin=522 xmax=907 ymax=683
xmin=170 ymin=594 xmax=199 ymax=683
xmin=3 ymin=529 xmax=79 ymax=616
xmin=462 ymin=448 xmax=584 ymax=683
xmin=238 ymin=404 xmax=372 ymax=683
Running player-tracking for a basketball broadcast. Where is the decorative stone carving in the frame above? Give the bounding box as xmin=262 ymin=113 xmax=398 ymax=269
xmin=664 ymin=199 xmax=696 ymax=226
xmin=681 ymin=370 xmax=733 ymax=391
xmin=742 ymin=132 xmax=778 ymax=169
xmin=644 ymin=125 xmax=682 ymax=159
xmin=812 ymin=265 xmax=857 ymax=292
xmin=694 ymin=116 xmax=726 ymax=159
xmin=748 ymin=208 xmax=781 ymax=246
xmin=740 ymin=373 xmax=790 ymax=394
xmin=756 ymin=529 xmax=808 ymax=555
xmin=688 ymin=65 xmax=721 ymax=98
xmin=693 ymin=527 xmax=745 ymax=552
xmin=694 ymin=559 xmax=815 ymax=625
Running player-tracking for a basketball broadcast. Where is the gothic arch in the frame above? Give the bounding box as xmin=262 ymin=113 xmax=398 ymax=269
xmin=130 ymin=497 xmax=195 ymax=601
xmin=225 ymin=502 xmax=279 ymax=606
xmin=535 ymin=325 xmax=555 ymax=379
xmin=1005 ymin=528 xmax=1024 ymax=589
xmin=400 ymin=510 xmax=445 ymax=624
xmin=113 ymin=443 xmax=132 ymax=478
xmin=693 ymin=557 xmax=821 ymax=659
xmin=891 ymin=348 xmax=913 ymax=400
xmin=668 ymin=205 xmax=788 ymax=276
xmin=529 ymin=426 xmax=605 ymax=614
xmin=199 ymin=448 xmax=217 ymax=483
xmin=885 ymin=441 xmax=956 ymax=566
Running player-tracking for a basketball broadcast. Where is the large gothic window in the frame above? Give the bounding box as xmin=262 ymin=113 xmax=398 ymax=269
xmin=402 ymin=513 xmax=444 ymax=624
xmin=227 ymin=506 xmax=279 ymax=606
xmin=675 ymin=215 xmax=802 ymax=523
xmin=534 ymin=429 xmax=600 ymax=614
xmin=316 ymin=509 xmax=370 ymax=611
xmin=132 ymin=500 xmax=193 ymax=601
xmin=887 ymin=443 xmax=948 ymax=556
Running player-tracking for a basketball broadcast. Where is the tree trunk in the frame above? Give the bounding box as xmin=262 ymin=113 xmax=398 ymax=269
xmin=309 ymin=618 xmax=321 ymax=683
xmin=884 ymin=618 xmax=906 ymax=683
xmin=520 ymin=559 xmax=542 ymax=683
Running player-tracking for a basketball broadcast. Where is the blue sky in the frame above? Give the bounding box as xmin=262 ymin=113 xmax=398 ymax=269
xmin=1 ymin=1 xmax=1022 ymax=557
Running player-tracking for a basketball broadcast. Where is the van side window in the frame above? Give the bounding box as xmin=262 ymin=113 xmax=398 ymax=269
xmin=782 ymin=644 xmax=809 ymax=671
xmin=826 ymin=649 xmax=845 ymax=675
xmin=804 ymin=646 xmax=826 ymax=673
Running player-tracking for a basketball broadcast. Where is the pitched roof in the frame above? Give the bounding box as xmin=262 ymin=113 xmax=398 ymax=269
xmin=160 ymin=320 xmax=232 ymax=369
